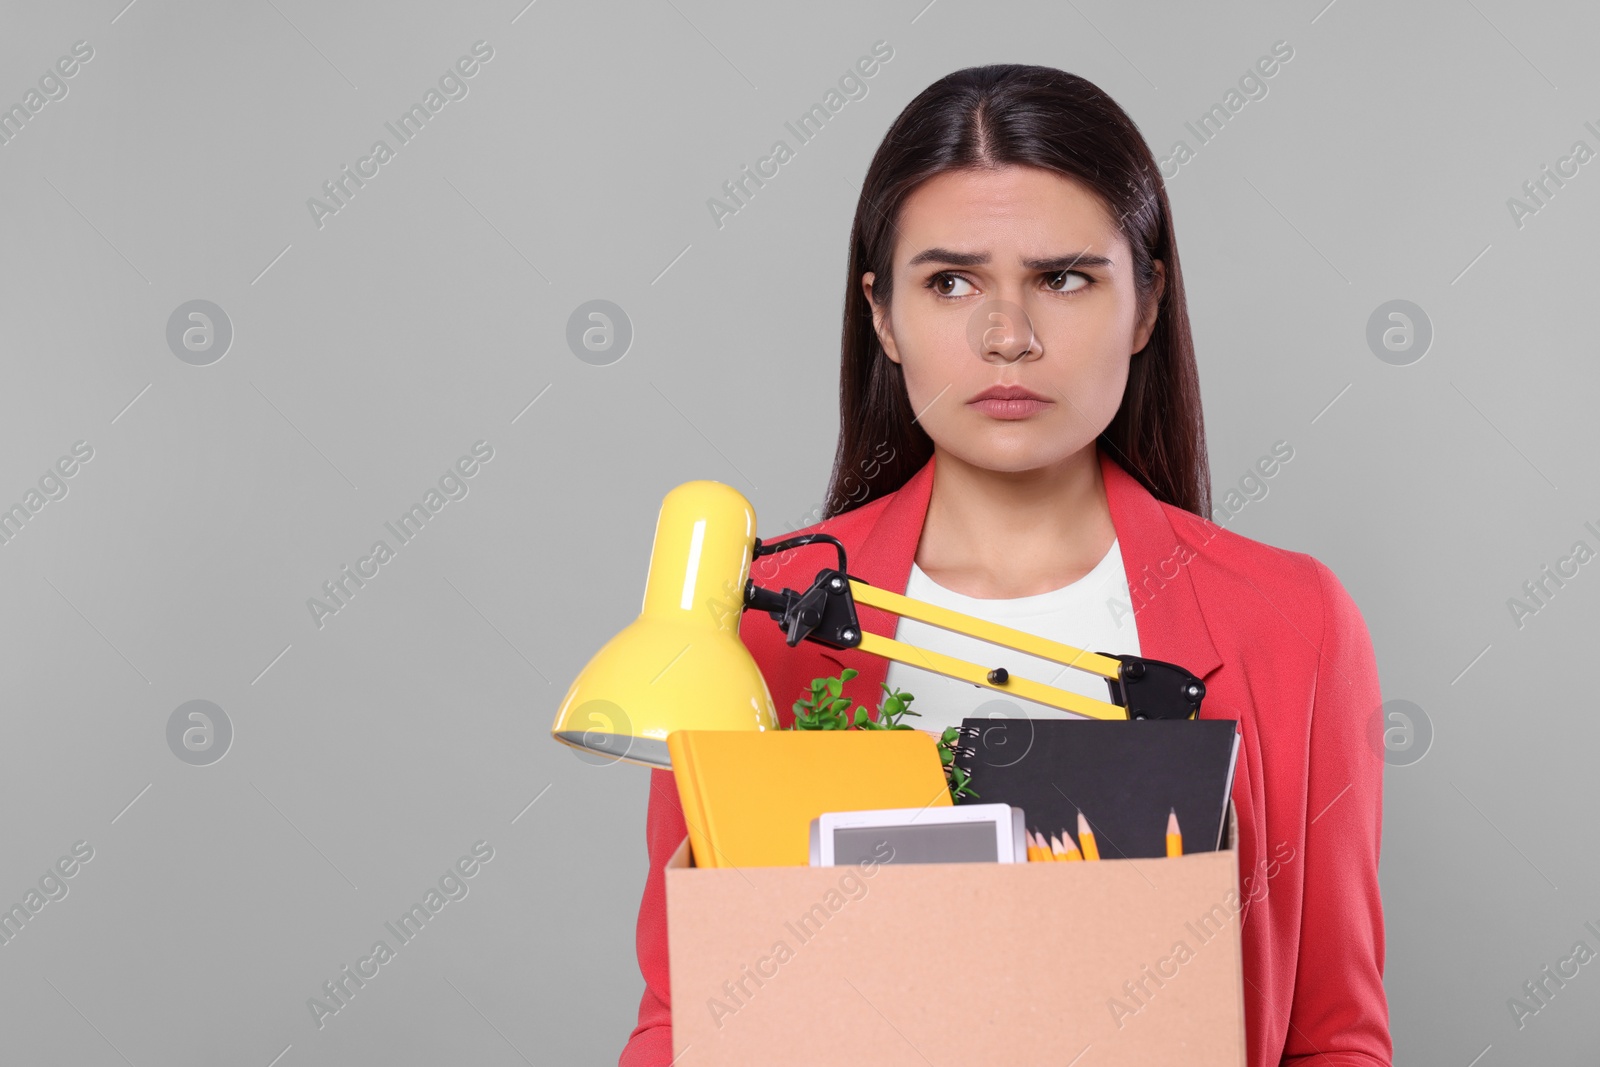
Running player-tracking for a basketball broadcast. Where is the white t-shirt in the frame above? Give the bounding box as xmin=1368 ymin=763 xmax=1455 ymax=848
xmin=882 ymin=538 xmax=1141 ymax=739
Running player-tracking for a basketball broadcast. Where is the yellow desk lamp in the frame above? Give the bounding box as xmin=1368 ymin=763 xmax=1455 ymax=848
xmin=550 ymin=480 xmax=1207 ymax=769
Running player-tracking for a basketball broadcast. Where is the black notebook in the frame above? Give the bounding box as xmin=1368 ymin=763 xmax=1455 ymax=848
xmin=950 ymin=717 xmax=1240 ymax=858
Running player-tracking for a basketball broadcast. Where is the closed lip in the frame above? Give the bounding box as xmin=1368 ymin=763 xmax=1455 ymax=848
xmin=968 ymin=385 xmax=1051 ymax=404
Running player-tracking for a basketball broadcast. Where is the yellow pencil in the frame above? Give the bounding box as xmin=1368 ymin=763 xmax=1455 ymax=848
xmin=1076 ymin=810 xmax=1100 ymax=861
xmin=1053 ymin=831 xmax=1081 ymax=862
xmin=1027 ymin=829 xmax=1046 ymax=862
xmin=1167 ymin=807 xmax=1183 ymax=857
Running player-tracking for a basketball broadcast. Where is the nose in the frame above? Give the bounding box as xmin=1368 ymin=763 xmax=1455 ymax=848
xmin=972 ymin=300 xmax=1042 ymax=365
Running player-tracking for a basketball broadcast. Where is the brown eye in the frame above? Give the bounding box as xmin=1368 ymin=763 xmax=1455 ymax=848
xmin=928 ymin=272 xmax=975 ymax=297
xmin=1045 ymin=271 xmax=1088 ymax=293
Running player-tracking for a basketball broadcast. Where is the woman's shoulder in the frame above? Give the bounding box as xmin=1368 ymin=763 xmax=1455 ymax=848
xmin=1157 ymin=500 xmax=1365 ymax=642
xmin=752 ymin=493 xmax=894 ymax=577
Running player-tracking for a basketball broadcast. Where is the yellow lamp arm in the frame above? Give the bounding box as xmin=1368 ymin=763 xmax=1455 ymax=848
xmin=745 ymin=536 xmax=1204 ymax=722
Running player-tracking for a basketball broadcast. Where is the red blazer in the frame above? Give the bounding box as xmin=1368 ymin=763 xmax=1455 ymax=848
xmin=620 ymin=445 xmax=1392 ymax=1067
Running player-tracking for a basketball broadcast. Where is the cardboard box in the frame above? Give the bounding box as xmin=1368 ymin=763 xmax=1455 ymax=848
xmin=666 ymin=800 xmax=1245 ymax=1066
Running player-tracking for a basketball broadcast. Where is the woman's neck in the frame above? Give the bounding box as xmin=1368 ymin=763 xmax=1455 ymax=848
xmin=914 ymin=443 xmax=1116 ymax=600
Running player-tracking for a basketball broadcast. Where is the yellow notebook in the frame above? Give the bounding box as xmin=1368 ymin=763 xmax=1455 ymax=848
xmin=666 ymin=729 xmax=953 ymax=868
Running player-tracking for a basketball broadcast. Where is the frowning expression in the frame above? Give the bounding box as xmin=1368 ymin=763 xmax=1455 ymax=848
xmin=863 ymin=165 xmax=1163 ymax=473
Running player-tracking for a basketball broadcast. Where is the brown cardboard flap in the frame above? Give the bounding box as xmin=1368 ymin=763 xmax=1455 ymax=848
xmin=666 ymin=799 xmax=1246 ymax=1066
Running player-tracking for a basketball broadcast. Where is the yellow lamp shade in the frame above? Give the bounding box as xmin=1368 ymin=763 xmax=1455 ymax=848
xmin=551 ymin=480 xmax=778 ymax=768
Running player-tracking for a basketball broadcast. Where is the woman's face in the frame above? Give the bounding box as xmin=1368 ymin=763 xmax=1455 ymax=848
xmin=864 ymin=165 xmax=1163 ymax=475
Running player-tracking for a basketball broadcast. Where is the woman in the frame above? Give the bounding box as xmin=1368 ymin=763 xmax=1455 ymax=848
xmin=621 ymin=64 xmax=1391 ymax=1066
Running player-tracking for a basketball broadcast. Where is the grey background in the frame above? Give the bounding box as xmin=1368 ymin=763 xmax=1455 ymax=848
xmin=1 ymin=0 xmax=1596 ymax=1063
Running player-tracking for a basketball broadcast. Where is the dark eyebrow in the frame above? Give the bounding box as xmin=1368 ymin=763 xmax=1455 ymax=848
xmin=906 ymin=247 xmax=987 ymax=267
xmin=905 ymin=247 xmax=1115 ymax=271
xmin=1023 ymin=252 xmax=1114 ymax=272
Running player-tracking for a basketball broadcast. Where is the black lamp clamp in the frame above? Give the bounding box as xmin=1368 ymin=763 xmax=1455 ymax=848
xmin=744 ymin=535 xmax=1206 ymax=722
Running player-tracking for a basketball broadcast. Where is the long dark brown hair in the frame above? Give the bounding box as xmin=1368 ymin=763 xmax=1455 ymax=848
xmin=823 ymin=64 xmax=1210 ymax=521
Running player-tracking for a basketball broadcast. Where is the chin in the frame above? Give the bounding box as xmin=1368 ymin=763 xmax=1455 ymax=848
xmin=941 ymin=438 xmax=1075 ymax=476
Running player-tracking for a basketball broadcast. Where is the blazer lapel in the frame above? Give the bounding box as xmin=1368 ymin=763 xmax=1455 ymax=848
xmin=819 ymin=444 xmax=1224 ymax=715
xmin=1099 ymin=445 xmax=1224 ymax=685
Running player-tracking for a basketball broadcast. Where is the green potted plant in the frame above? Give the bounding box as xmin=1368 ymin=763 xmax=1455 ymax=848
xmin=788 ymin=668 xmax=977 ymax=801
